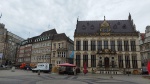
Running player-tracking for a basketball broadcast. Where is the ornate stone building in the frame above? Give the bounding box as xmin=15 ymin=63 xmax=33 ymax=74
xmin=139 ymin=26 xmax=150 ymax=68
xmin=0 ymin=23 xmax=24 ymax=65
xmin=74 ymin=14 xmax=141 ymax=74
xmin=51 ymin=33 xmax=74 ymax=66
xmin=17 ymin=29 xmax=73 ymax=67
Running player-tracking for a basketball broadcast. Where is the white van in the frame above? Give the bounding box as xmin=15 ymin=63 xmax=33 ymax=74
xmin=32 ymin=63 xmax=52 ymax=73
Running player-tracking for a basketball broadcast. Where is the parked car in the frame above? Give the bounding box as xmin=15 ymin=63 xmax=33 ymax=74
xmin=1 ymin=65 xmax=7 ymax=68
xmin=24 ymin=65 xmax=32 ymax=70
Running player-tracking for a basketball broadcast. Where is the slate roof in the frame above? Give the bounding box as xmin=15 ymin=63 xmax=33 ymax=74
xmin=41 ymin=29 xmax=57 ymax=36
xmin=53 ymin=33 xmax=68 ymax=41
xmin=20 ymin=29 xmax=73 ymax=45
xmin=75 ymin=20 xmax=136 ymax=34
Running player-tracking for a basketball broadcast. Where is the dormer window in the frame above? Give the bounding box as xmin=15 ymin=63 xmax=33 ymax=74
xmin=123 ymin=24 xmax=126 ymax=29
xmin=113 ymin=24 xmax=117 ymax=29
xmin=117 ymin=22 xmax=120 ymax=25
xmin=91 ymin=25 xmax=94 ymax=29
xmin=87 ymin=22 xmax=89 ymax=26
xmin=82 ymin=25 xmax=86 ymax=30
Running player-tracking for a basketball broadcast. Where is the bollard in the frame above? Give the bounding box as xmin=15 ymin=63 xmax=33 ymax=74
xmin=11 ymin=66 xmax=15 ymax=72
xmin=38 ymin=70 xmax=40 ymax=75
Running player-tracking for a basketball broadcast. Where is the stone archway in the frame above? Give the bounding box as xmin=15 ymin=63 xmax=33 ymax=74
xmin=104 ymin=57 xmax=109 ymax=68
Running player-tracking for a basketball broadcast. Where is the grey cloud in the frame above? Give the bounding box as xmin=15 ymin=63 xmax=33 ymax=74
xmin=0 ymin=0 xmax=150 ymax=40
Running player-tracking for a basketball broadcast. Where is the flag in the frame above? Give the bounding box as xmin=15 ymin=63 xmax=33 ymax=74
xmin=83 ymin=62 xmax=88 ymax=74
xmin=147 ymin=61 xmax=150 ymax=75
xmin=84 ymin=62 xmax=87 ymax=70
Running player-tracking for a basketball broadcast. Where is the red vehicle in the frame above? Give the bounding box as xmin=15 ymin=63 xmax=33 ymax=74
xmin=20 ymin=63 xmax=26 ymax=69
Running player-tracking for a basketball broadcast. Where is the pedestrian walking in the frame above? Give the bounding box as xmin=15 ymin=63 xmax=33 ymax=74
xmin=73 ymin=67 xmax=76 ymax=75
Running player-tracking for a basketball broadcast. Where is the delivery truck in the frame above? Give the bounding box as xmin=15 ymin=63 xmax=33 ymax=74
xmin=32 ymin=63 xmax=52 ymax=73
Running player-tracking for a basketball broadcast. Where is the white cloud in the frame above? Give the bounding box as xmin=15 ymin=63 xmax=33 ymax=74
xmin=0 ymin=0 xmax=150 ymax=40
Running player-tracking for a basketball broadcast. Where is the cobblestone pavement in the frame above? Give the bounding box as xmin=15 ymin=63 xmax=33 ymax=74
xmin=0 ymin=69 xmax=150 ymax=84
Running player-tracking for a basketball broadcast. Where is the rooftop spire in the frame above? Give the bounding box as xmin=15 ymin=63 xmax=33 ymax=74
xmin=104 ymin=16 xmax=105 ymax=21
xmin=128 ymin=13 xmax=131 ymax=20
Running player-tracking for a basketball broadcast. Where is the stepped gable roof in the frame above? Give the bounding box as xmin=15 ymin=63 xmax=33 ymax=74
xmin=53 ymin=33 xmax=68 ymax=41
xmin=41 ymin=29 xmax=57 ymax=36
xmin=75 ymin=20 xmax=136 ymax=34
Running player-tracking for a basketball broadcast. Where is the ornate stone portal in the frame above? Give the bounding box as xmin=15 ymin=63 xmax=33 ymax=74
xmin=97 ymin=49 xmax=117 ymax=69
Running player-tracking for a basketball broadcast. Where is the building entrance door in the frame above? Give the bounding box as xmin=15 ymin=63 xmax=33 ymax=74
xmin=104 ymin=57 xmax=109 ymax=68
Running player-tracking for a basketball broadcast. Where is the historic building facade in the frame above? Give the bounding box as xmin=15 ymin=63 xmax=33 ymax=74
xmin=17 ymin=29 xmax=73 ymax=67
xmin=139 ymin=26 xmax=150 ymax=68
xmin=74 ymin=14 xmax=141 ymax=74
xmin=51 ymin=33 xmax=74 ymax=66
xmin=31 ymin=29 xmax=57 ymax=65
xmin=16 ymin=39 xmax=32 ymax=65
xmin=0 ymin=23 xmax=24 ymax=65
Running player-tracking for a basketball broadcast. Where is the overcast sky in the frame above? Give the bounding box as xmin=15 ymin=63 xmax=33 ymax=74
xmin=0 ymin=0 xmax=150 ymax=40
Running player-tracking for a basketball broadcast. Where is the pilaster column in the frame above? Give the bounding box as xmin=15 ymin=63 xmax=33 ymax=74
xmin=123 ymin=54 xmax=126 ymax=68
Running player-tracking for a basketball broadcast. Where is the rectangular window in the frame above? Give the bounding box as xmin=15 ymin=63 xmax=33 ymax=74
xmin=83 ymin=55 xmax=88 ymax=67
xmin=125 ymin=55 xmax=130 ymax=68
xmin=118 ymin=55 xmax=123 ymax=68
xmin=132 ymin=55 xmax=138 ymax=68
xmin=64 ymin=52 xmax=66 ymax=57
xmin=83 ymin=41 xmax=88 ymax=51
xmin=124 ymin=41 xmax=129 ymax=51
xmin=111 ymin=41 xmax=115 ymax=51
xmin=131 ymin=41 xmax=136 ymax=51
xmin=117 ymin=40 xmax=122 ymax=51
xmin=76 ymin=41 xmax=81 ymax=51
xmin=97 ymin=41 xmax=102 ymax=50
xmin=91 ymin=41 xmax=96 ymax=51
xmin=104 ymin=40 xmax=108 ymax=49
xmin=58 ymin=52 xmax=60 ymax=57
xmin=53 ymin=53 xmax=55 ymax=57
xmin=58 ymin=43 xmax=60 ymax=48
xmin=91 ymin=55 xmax=96 ymax=67
xmin=76 ymin=55 xmax=80 ymax=67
